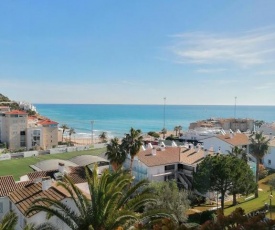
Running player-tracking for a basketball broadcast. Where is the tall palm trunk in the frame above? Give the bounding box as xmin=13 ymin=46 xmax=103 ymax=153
xmin=232 ymin=193 xmax=237 ymax=206
xmin=130 ymin=157 xmax=134 ymax=174
xmin=255 ymin=158 xmax=260 ymax=198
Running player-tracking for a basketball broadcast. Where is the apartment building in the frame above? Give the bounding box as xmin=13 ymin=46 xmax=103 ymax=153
xmin=1 ymin=110 xmax=28 ymax=150
xmin=37 ymin=119 xmax=58 ymax=150
xmin=0 ymin=108 xmax=58 ymax=151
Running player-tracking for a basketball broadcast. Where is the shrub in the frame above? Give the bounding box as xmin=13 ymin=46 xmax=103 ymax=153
xmin=259 ymin=164 xmax=268 ymax=180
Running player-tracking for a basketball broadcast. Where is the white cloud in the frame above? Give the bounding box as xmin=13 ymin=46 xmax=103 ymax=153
xmin=169 ymin=29 xmax=275 ymax=67
xmin=195 ymin=68 xmax=227 ymax=73
xmin=256 ymin=70 xmax=275 ymax=75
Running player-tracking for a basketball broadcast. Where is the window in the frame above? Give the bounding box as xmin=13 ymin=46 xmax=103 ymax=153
xmin=165 ymin=165 xmax=175 ymax=171
xmin=268 ymin=159 xmax=271 ymax=165
xmin=0 ymin=202 xmax=3 ymax=213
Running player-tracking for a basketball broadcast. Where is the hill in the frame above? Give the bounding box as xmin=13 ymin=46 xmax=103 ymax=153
xmin=0 ymin=93 xmax=20 ymax=110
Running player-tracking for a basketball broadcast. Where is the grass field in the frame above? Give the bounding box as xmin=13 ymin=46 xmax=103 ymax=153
xmin=0 ymin=148 xmax=106 ymax=180
xmin=191 ymin=173 xmax=275 ymax=219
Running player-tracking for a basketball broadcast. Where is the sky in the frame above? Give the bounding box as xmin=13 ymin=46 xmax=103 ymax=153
xmin=0 ymin=1 xmax=275 ymax=105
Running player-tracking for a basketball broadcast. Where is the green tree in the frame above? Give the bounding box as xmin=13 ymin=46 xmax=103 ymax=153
xmin=0 ymin=211 xmax=17 ymax=230
xmin=26 ymin=166 xmax=174 ymax=230
xmin=193 ymin=155 xmax=255 ymax=212
xmin=60 ymin=124 xmax=69 ymax=142
xmin=147 ymin=131 xmax=160 ymax=139
xmin=105 ymin=137 xmax=127 ymax=171
xmin=249 ymin=131 xmax=270 ymax=198
xmin=160 ymin=128 xmax=167 ymax=139
xmin=174 ymin=126 xmax=179 ymax=136
xmin=68 ymin=128 xmax=75 ymax=146
xmin=228 ymin=156 xmax=256 ymax=206
xmin=227 ymin=146 xmax=248 ymax=162
xmin=145 ymin=180 xmax=190 ymax=223
xmin=178 ymin=125 xmax=182 ymax=136
xmin=99 ymin=131 xmax=108 ymax=143
xmin=122 ymin=127 xmax=143 ymax=173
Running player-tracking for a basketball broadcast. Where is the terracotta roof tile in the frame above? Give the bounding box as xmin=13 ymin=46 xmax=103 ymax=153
xmin=217 ymin=133 xmax=250 ymax=146
xmin=138 ymin=147 xmax=181 ymax=167
xmin=38 ymin=119 xmax=58 ymax=126
xmin=9 ymin=182 xmax=68 ymax=217
xmin=0 ymin=176 xmax=16 ymax=197
xmin=27 ymin=170 xmax=58 ymax=181
xmin=67 ymin=166 xmax=88 ymax=184
xmin=5 ymin=110 xmax=27 ymax=115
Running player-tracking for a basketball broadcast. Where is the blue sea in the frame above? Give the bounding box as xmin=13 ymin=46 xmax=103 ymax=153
xmin=35 ymin=104 xmax=275 ymax=139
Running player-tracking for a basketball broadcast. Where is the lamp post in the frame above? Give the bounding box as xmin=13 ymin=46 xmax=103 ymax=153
xmin=270 ymin=187 xmax=273 ymax=219
xmin=163 ymin=97 xmax=166 ymax=130
xmin=91 ymin=120 xmax=94 ymax=146
xmin=234 ymin=96 xmax=237 ymax=119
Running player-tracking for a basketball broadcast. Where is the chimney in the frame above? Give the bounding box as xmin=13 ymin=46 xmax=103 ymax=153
xmin=147 ymin=143 xmax=153 ymax=149
xmin=270 ymin=133 xmax=273 ymax=140
xmin=141 ymin=145 xmax=146 ymax=151
xmin=152 ymin=148 xmax=157 ymax=156
xmin=58 ymin=162 xmax=65 ymax=173
xmin=42 ymin=176 xmax=52 ymax=191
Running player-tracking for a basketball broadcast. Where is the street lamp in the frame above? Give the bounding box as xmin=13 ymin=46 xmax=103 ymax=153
xmin=91 ymin=120 xmax=94 ymax=146
xmin=270 ymin=187 xmax=273 ymax=219
xmin=163 ymin=97 xmax=166 ymax=130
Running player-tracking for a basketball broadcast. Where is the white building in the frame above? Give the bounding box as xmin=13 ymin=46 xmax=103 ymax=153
xmin=201 ymin=133 xmax=250 ymax=155
xmin=262 ymin=138 xmax=275 ymax=169
xmin=124 ymin=144 xmax=213 ymax=190
xmin=9 ymin=178 xmax=74 ymax=230
xmin=0 ymin=176 xmax=31 ymax=221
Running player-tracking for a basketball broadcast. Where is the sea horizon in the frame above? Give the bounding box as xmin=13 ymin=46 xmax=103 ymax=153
xmin=34 ymin=104 xmax=275 ymax=140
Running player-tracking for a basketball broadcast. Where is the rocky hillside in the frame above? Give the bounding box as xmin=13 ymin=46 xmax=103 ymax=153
xmin=0 ymin=93 xmax=20 ymax=110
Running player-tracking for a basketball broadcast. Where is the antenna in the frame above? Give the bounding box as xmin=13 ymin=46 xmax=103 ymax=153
xmin=234 ymin=96 xmax=237 ymax=119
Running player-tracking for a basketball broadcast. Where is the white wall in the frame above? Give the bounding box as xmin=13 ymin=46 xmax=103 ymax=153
xmin=147 ymin=165 xmax=166 ymax=181
xmin=263 ymin=146 xmax=275 ymax=169
xmin=202 ymin=136 xmax=232 ymax=154
xmin=0 ymin=197 xmax=10 ymax=220
xmin=11 ymin=197 xmax=77 ymax=230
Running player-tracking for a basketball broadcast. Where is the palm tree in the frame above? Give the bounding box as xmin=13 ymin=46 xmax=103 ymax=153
xmin=69 ymin=128 xmax=76 ymax=146
xmin=60 ymin=124 xmax=69 ymax=142
xmin=122 ymin=128 xmax=143 ymax=173
xmin=0 ymin=211 xmax=17 ymax=230
xmin=227 ymin=146 xmax=248 ymax=162
xmin=178 ymin=125 xmax=182 ymax=136
xmin=174 ymin=126 xmax=179 ymax=136
xmin=99 ymin=131 xmax=108 ymax=143
xmin=249 ymin=131 xmax=270 ymax=198
xmin=26 ymin=166 xmax=175 ymax=230
xmin=0 ymin=211 xmax=56 ymax=230
xmin=105 ymin=137 xmax=127 ymax=171
xmin=160 ymin=128 xmax=167 ymax=139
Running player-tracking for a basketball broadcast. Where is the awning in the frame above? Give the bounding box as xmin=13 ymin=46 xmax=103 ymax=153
xmin=152 ymin=172 xmax=173 ymax=177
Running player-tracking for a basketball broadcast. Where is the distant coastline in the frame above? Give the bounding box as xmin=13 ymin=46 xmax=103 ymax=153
xmin=35 ymin=104 xmax=275 ymax=140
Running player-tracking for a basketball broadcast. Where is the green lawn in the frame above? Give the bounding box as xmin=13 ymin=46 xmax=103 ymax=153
xmin=224 ymin=173 xmax=275 ymax=218
xmin=191 ymin=174 xmax=275 ymax=219
xmin=0 ymin=148 xmax=106 ymax=180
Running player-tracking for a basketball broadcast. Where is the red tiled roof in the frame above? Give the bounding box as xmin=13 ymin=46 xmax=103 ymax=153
xmin=38 ymin=119 xmax=58 ymax=126
xmin=138 ymin=147 xmax=181 ymax=167
xmin=5 ymin=110 xmax=27 ymax=115
xmin=68 ymin=166 xmax=88 ymax=184
xmin=9 ymin=182 xmax=68 ymax=217
xmin=217 ymin=133 xmax=250 ymax=146
xmin=27 ymin=170 xmax=58 ymax=181
xmin=0 ymin=176 xmax=16 ymax=197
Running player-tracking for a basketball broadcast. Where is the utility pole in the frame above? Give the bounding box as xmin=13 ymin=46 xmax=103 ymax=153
xmin=163 ymin=97 xmax=166 ymax=129
xmin=91 ymin=120 xmax=94 ymax=146
xmin=234 ymin=96 xmax=237 ymax=119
